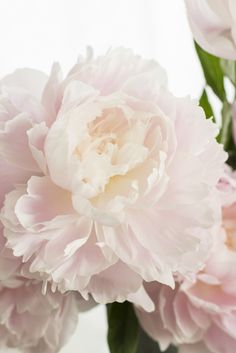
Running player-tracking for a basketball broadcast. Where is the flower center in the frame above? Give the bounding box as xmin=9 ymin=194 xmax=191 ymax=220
xmin=72 ymin=108 xmax=151 ymax=197
xmin=225 ymin=227 xmax=236 ymax=251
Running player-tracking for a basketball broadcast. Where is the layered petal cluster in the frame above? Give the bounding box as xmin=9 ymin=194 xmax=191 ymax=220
xmin=136 ymin=168 xmax=236 ymax=353
xmin=0 ymin=281 xmax=78 ymax=353
xmin=185 ymin=0 xmax=236 ymax=59
xmin=0 ymin=69 xmax=89 ymax=353
xmin=0 ymin=48 xmax=226 ymax=307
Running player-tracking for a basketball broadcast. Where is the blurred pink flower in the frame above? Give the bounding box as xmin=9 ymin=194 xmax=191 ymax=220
xmin=0 ymin=48 xmax=226 ymax=306
xmin=136 ymin=167 xmax=236 ymax=353
xmin=0 ymin=281 xmax=78 ymax=353
xmin=185 ymin=0 xmax=236 ymax=59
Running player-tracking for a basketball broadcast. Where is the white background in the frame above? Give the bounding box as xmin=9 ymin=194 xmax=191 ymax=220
xmin=0 ymin=0 xmax=204 ymax=352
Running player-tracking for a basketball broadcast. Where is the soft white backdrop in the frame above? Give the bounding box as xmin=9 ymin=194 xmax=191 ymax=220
xmin=0 ymin=0 xmax=204 ymax=352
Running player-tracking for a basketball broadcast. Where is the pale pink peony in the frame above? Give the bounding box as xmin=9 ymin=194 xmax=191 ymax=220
xmin=0 ymin=48 xmax=226 ymax=306
xmin=0 ymin=280 xmax=78 ymax=353
xmin=0 ymin=203 xmax=79 ymax=353
xmin=185 ymin=0 xmax=236 ymax=59
xmin=0 ymin=224 xmax=93 ymax=353
xmin=136 ymin=167 xmax=236 ymax=353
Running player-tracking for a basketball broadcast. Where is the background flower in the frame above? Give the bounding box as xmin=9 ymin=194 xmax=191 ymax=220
xmin=0 ymin=280 xmax=78 ymax=353
xmin=136 ymin=167 xmax=236 ymax=353
xmin=185 ymin=0 xmax=236 ymax=59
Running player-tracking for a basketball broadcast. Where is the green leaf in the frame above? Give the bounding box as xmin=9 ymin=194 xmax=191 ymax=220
xmin=220 ymin=59 xmax=236 ymax=85
xmin=199 ymin=89 xmax=215 ymax=120
xmin=107 ymin=302 xmax=139 ymax=353
xmin=195 ymin=42 xmax=226 ymax=101
xmin=136 ymin=326 xmax=177 ymax=353
xmin=136 ymin=326 xmax=158 ymax=353
xmin=164 ymin=346 xmax=178 ymax=353
xmin=218 ymin=101 xmax=232 ymax=150
xmin=226 ymin=149 xmax=236 ymax=170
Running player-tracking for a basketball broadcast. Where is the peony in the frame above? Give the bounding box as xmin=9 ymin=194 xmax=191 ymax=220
xmin=0 ymin=221 xmax=93 ymax=353
xmin=0 ymin=196 xmax=79 ymax=353
xmin=0 ymin=280 xmax=78 ymax=353
xmin=136 ymin=168 xmax=236 ymax=353
xmin=185 ymin=0 xmax=236 ymax=60
xmin=0 ymin=48 xmax=226 ymax=306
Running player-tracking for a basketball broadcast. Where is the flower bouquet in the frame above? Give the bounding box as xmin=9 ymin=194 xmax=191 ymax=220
xmin=0 ymin=1 xmax=236 ymax=353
